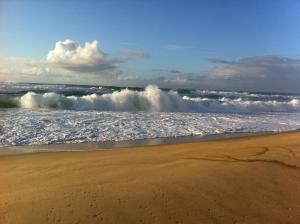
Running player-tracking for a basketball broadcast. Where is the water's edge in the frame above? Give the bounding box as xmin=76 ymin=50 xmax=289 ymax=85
xmin=1 ymin=130 xmax=293 ymax=156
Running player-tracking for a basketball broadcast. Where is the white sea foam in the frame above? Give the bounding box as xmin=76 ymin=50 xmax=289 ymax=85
xmin=1 ymin=109 xmax=300 ymax=147
xmin=18 ymin=85 xmax=300 ymax=113
xmin=1 ymin=84 xmax=300 ymax=148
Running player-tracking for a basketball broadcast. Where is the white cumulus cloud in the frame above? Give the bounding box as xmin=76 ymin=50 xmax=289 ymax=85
xmin=0 ymin=39 xmax=151 ymax=84
xmin=46 ymin=39 xmax=117 ymax=73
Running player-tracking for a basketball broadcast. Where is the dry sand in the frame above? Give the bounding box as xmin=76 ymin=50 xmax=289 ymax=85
xmin=0 ymin=132 xmax=300 ymax=224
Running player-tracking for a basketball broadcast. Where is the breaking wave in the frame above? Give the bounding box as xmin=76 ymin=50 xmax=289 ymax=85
xmin=1 ymin=85 xmax=300 ymax=113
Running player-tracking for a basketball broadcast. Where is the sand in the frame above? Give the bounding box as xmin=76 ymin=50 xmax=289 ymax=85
xmin=0 ymin=132 xmax=300 ymax=224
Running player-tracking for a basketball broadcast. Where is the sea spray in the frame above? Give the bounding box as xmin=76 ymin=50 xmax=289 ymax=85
xmin=16 ymin=85 xmax=300 ymax=113
xmin=1 ymin=83 xmax=300 ymax=147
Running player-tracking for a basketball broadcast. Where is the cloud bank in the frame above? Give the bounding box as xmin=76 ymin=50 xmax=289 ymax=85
xmin=0 ymin=39 xmax=151 ymax=84
xmin=150 ymin=56 xmax=300 ymax=93
xmin=1 ymin=39 xmax=300 ymax=93
xmin=205 ymin=56 xmax=300 ymax=92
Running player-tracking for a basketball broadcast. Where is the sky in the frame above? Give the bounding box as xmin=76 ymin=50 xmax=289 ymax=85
xmin=1 ymin=0 xmax=300 ymax=93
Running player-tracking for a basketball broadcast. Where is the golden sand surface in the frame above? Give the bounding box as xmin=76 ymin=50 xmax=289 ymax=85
xmin=0 ymin=132 xmax=300 ymax=224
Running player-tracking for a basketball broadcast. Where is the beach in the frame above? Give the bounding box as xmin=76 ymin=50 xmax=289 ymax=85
xmin=1 ymin=131 xmax=300 ymax=224
xmin=2 ymin=1 xmax=300 ymax=223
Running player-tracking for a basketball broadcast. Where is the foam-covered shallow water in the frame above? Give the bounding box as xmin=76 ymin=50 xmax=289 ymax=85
xmin=1 ymin=109 xmax=300 ymax=147
xmin=1 ymin=83 xmax=300 ymax=147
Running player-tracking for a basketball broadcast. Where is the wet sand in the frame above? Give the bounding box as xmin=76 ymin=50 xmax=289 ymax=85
xmin=1 ymin=132 xmax=269 ymax=155
xmin=0 ymin=132 xmax=300 ymax=224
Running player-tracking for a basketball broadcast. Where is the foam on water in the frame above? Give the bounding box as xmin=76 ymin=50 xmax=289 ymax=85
xmin=1 ymin=83 xmax=300 ymax=147
xmin=15 ymin=85 xmax=300 ymax=113
xmin=1 ymin=109 xmax=300 ymax=146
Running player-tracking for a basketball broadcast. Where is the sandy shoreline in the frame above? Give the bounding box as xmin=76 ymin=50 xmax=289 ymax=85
xmin=1 ymin=132 xmax=300 ymax=223
xmin=0 ymin=131 xmax=280 ymax=156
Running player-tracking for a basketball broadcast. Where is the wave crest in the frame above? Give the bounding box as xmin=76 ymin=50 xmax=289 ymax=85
xmin=17 ymin=85 xmax=300 ymax=113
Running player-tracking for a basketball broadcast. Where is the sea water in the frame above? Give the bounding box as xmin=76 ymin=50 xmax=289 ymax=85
xmin=1 ymin=82 xmax=300 ymax=147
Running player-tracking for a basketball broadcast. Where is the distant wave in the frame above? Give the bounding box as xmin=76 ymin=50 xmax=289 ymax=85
xmin=0 ymin=85 xmax=299 ymax=113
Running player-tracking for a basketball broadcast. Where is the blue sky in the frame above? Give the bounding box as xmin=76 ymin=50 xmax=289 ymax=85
xmin=1 ymin=0 xmax=300 ymax=92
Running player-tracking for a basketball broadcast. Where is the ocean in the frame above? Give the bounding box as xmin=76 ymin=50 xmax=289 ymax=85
xmin=1 ymin=82 xmax=300 ymax=147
